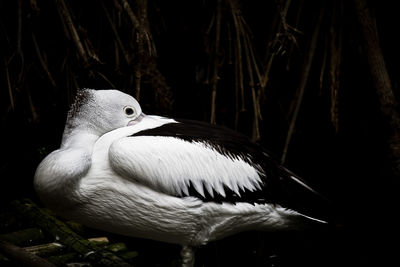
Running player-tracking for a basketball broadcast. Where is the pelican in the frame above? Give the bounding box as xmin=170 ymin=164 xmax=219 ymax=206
xmin=34 ymin=89 xmax=327 ymax=266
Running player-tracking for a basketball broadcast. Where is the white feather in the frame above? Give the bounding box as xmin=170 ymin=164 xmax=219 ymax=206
xmin=204 ymin=181 xmax=214 ymax=197
xmin=192 ymin=180 xmax=205 ymax=198
xmin=213 ymin=181 xmax=226 ymax=197
xmin=109 ymin=136 xmax=263 ymax=199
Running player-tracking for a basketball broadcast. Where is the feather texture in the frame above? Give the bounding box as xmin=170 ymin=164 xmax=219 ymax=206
xmin=118 ymin=119 xmax=329 ymax=221
xmin=109 ymin=136 xmax=264 ymax=199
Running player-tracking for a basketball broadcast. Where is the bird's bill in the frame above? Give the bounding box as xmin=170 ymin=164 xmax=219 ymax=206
xmin=127 ymin=113 xmax=146 ymax=126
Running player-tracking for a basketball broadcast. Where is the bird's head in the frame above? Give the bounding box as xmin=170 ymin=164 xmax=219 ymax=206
xmin=64 ymin=89 xmax=143 ymax=137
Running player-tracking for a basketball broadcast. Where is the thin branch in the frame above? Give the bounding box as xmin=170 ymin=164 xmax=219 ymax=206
xmin=55 ymin=1 xmax=70 ymax=40
xmin=261 ymin=0 xmax=289 ymax=88
xmin=96 ymin=71 xmax=116 ymax=88
xmin=281 ymin=8 xmax=324 ymax=164
xmin=210 ymin=0 xmax=222 ymax=124
xmin=26 ymin=85 xmax=39 ymax=123
xmin=17 ymin=0 xmax=25 ymax=84
xmin=247 ymin=33 xmax=262 ymax=93
xmin=80 ymin=26 xmax=101 ymax=64
xmin=329 ymin=1 xmax=342 ymax=132
xmin=118 ymin=0 xmax=140 ymax=29
xmin=206 ymin=13 xmax=216 ymax=34
xmin=261 ymin=52 xmax=275 ymax=89
xmin=230 ymin=1 xmax=245 ymax=112
xmin=227 ymin=21 xmax=233 ymax=64
xmin=134 ymin=0 xmax=149 ymax=101
xmin=245 ymin=31 xmax=264 ymax=122
xmin=134 ymin=0 xmax=147 ymax=101
xmin=119 ymin=0 xmax=155 ymax=56
xmin=242 ymin=26 xmax=260 ymax=140
xmin=4 ymin=60 xmax=15 ymax=110
xmin=135 ymin=68 xmax=142 ymax=100
xmin=277 ymin=0 xmax=292 ymax=32
xmin=285 ymin=0 xmax=303 ymax=71
xmin=57 ymin=0 xmax=89 ymax=66
xmin=319 ymin=33 xmax=328 ymax=93
xmin=101 ymin=0 xmax=130 ymax=64
xmin=31 ymin=33 xmax=57 ymax=87
xmin=17 ymin=0 xmax=22 ymax=52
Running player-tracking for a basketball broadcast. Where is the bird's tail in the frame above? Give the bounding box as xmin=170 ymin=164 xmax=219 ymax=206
xmin=277 ymin=165 xmax=335 ymax=225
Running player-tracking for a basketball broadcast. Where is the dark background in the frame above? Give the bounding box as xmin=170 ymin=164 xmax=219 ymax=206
xmin=1 ymin=0 xmax=400 ymax=266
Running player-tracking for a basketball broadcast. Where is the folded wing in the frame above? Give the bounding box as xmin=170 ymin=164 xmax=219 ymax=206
xmin=108 ymin=119 xmax=329 ymax=222
xmin=109 ymin=135 xmax=264 ymax=199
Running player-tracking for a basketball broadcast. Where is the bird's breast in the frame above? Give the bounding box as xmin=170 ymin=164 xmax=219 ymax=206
xmin=34 ymin=148 xmax=91 ymax=211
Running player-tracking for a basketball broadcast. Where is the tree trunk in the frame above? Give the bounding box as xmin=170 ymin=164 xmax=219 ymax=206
xmin=353 ymin=0 xmax=400 ymax=176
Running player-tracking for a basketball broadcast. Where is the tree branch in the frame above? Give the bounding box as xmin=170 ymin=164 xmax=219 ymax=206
xmin=281 ymin=7 xmax=324 ymax=164
xmin=353 ymin=0 xmax=400 ymax=175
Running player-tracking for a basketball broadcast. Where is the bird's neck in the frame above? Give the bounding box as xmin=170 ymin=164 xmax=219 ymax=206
xmin=35 ymin=129 xmax=100 ymax=211
xmin=61 ymin=126 xmax=100 ymax=149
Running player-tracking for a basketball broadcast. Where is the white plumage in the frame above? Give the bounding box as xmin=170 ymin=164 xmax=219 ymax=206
xmin=110 ymin=136 xmax=263 ymax=198
xmin=34 ymin=89 xmax=326 ymax=266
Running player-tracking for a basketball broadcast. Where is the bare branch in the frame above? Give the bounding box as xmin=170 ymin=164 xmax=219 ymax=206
xmin=31 ymin=33 xmax=57 ymax=88
xmin=56 ymin=0 xmax=88 ymax=66
xmin=281 ymin=8 xmax=324 ymax=164
xmin=4 ymin=59 xmax=15 ymax=110
xmin=210 ymin=0 xmax=222 ymax=124
xmin=101 ymin=0 xmax=130 ymax=64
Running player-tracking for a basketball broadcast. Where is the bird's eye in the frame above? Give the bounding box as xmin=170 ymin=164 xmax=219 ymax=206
xmin=123 ymin=106 xmax=136 ymax=118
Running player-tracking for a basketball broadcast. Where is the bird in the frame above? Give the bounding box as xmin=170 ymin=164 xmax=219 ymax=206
xmin=34 ymin=89 xmax=328 ymax=266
